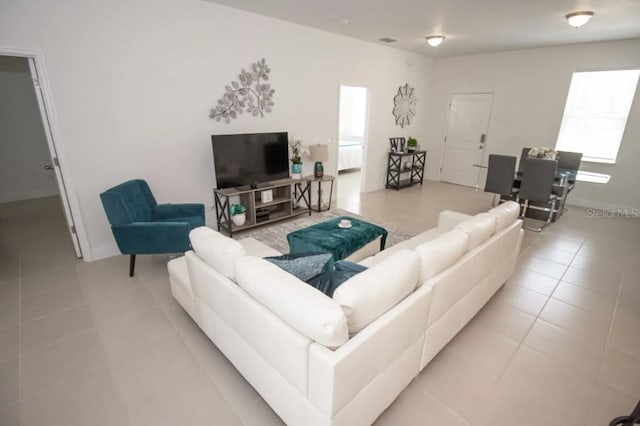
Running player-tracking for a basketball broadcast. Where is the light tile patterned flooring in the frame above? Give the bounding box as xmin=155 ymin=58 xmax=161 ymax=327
xmin=0 ymin=183 xmax=638 ymax=425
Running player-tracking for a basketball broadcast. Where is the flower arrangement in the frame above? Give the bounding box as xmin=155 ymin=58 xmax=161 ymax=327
xmin=528 ymin=146 xmax=557 ymax=160
xmin=289 ymin=138 xmax=307 ymax=165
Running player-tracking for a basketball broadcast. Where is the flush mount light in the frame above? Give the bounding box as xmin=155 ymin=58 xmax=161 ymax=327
xmin=566 ymin=11 xmax=594 ymax=28
xmin=425 ymin=35 xmax=445 ymax=47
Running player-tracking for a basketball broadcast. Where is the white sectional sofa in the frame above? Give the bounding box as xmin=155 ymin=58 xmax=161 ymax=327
xmin=168 ymin=201 xmax=523 ymax=426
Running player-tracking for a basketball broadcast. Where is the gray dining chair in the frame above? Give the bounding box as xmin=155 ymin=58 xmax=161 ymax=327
xmin=484 ymin=154 xmax=518 ymax=206
xmin=519 ymin=158 xmax=560 ymax=231
xmin=557 ymin=150 xmax=582 ymax=171
xmin=554 ymin=150 xmax=582 ymax=215
xmin=517 ymin=147 xmax=531 ymax=173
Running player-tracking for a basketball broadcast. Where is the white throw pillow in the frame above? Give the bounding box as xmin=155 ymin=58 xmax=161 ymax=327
xmin=488 ymin=201 xmax=520 ymax=232
xmin=235 ymin=256 xmax=348 ymax=348
xmin=454 ymin=213 xmax=496 ymax=251
xmin=333 ymin=249 xmax=420 ymax=334
xmin=414 ymin=229 xmax=469 ymax=283
xmin=189 ymin=226 xmax=246 ymax=279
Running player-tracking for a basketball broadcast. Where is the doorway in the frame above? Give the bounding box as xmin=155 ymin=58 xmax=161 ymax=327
xmin=0 ymin=52 xmax=83 ymax=258
xmin=337 ymin=85 xmax=369 ymax=210
xmin=440 ymin=93 xmax=494 ymax=188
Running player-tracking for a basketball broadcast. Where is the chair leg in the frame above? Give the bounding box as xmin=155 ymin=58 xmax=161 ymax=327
xmin=546 ymin=199 xmax=557 ymax=226
xmin=520 ymin=199 xmax=529 ymax=219
xmin=129 ymin=254 xmax=136 ymax=277
xmin=522 ymin=199 xmax=555 ymax=233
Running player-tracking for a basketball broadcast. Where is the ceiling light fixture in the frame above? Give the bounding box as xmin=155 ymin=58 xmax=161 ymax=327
xmin=425 ymin=35 xmax=445 ymax=47
xmin=565 ymin=11 xmax=594 ymax=28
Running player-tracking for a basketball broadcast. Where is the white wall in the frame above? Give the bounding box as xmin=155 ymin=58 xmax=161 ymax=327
xmin=425 ymin=39 xmax=640 ymax=210
xmin=0 ymin=56 xmax=58 ymax=202
xmin=0 ymin=0 xmax=433 ymax=260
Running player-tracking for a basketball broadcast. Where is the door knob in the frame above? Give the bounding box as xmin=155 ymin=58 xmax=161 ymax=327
xmin=44 ymin=165 xmax=54 ymax=171
xmin=479 ymin=146 xmax=484 ymax=149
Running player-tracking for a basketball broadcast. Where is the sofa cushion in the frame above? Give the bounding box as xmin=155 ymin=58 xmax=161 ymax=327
xmin=189 ymin=226 xmax=245 ymax=279
xmin=454 ymin=213 xmax=496 ymax=251
xmin=333 ymin=249 xmax=420 ymax=334
xmin=357 ymin=227 xmax=446 ymax=268
xmin=436 ymin=210 xmax=473 ymax=231
xmin=414 ymin=229 xmax=469 ymax=283
xmin=265 ymin=252 xmax=333 ymax=282
xmin=487 ymin=201 xmax=520 ymax=232
xmin=235 ymin=256 xmax=348 ymax=348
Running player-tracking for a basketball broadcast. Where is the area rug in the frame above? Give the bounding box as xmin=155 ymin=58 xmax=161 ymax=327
xmin=228 ymin=209 xmax=416 ymax=254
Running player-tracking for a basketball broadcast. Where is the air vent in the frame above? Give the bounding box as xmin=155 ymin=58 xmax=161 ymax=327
xmin=379 ymin=37 xmax=397 ymax=43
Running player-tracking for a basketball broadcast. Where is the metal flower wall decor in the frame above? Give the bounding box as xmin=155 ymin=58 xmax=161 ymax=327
xmin=210 ymin=58 xmax=275 ymax=123
xmin=392 ymin=83 xmax=417 ymax=128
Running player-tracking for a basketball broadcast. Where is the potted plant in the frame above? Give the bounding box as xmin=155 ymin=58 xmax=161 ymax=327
xmin=289 ymin=138 xmax=305 ymax=179
xmin=230 ymin=204 xmax=246 ymax=226
xmin=407 ymin=137 xmax=418 ymax=152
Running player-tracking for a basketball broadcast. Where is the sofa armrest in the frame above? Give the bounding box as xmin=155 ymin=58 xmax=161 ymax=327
xmin=437 ymin=210 xmax=472 ymax=231
xmin=111 ymin=222 xmax=191 ymax=254
xmin=307 ymin=282 xmax=432 ymax=418
xmin=153 ymin=203 xmax=205 ymax=220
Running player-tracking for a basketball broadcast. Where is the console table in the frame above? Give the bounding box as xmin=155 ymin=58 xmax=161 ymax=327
xmin=214 ymin=178 xmax=311 ymax=237
xmin=385 ymin=150 xmax=426 ymax=190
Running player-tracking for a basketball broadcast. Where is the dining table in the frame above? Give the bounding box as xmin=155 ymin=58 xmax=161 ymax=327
xmin=474 ymin=162 xmax=611 ymax=223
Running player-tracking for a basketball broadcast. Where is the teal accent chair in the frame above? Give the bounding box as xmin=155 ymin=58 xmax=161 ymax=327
xmin=100 ymin=179 xmax=205 ymax=277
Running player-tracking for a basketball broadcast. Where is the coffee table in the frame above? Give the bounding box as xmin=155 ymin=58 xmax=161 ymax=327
xmin=287 ymin=216 xmax=387 ymax=261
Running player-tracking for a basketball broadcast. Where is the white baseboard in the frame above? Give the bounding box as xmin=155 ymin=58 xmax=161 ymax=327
xmin=88 ymin=244 xmax=120 ymax=262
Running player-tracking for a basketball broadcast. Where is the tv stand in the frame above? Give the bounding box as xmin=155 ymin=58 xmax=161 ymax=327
xmin=237 ymin=182 xmax=274 ymax=191
xmin=214 ymin=177 xmax=312 ymax=237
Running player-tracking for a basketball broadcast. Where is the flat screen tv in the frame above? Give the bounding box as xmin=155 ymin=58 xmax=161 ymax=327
xmin=211 ymin=132 xmax=289 ymax=189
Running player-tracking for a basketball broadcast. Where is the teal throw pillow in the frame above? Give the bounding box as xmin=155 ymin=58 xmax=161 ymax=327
xmin=306 ymin=270 xmax=360 ymax=297
xmin=265 ymin=252 xmax=333 ymax=282
xmin=306 ymin=261 xmax=368 ymax=297
xmin=334 ymin=260 xmax=368 ymax=274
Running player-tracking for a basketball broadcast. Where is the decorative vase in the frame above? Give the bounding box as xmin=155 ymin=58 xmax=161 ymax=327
xmin=231 ymin=213 xmax=246 ymax=226
xmin=291 ymin=163 xmax=302 ymax=179
xmin=314 ymin=161 xmax=324 ymax=178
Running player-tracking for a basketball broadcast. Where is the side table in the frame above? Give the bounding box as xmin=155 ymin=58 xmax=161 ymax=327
xmin=304 ymin=175 xmax=334 ymax=212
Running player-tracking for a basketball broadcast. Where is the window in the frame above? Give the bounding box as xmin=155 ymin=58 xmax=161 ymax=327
xmin=556 ymin=69 xmax=639 ymax=163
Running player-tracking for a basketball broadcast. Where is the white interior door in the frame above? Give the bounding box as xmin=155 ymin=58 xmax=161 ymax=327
xmin=440 ymin=93 xmax=493 ymax=187
xmin=28 ymin=58 xmax=82 ymax=257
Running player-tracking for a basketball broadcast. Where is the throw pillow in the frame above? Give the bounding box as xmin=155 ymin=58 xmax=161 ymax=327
xmin=265 ymin=252 xmax=333 ymax=282
xmin=334 ymin=260 xmax=368 ymax=274
xmin=306 ymin=262 xmax=368 ymax=297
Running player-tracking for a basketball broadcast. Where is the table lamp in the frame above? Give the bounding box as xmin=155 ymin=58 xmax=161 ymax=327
xmin=310 ymin=144 xmax=328 ymax=178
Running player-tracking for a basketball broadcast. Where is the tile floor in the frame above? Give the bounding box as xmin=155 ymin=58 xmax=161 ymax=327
xmin=0 ymin=184 xmax=638 ymax=426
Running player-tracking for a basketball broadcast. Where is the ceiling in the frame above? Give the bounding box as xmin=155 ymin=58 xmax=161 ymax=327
xmin=205 ymin=0 xmax=640 ymax=58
